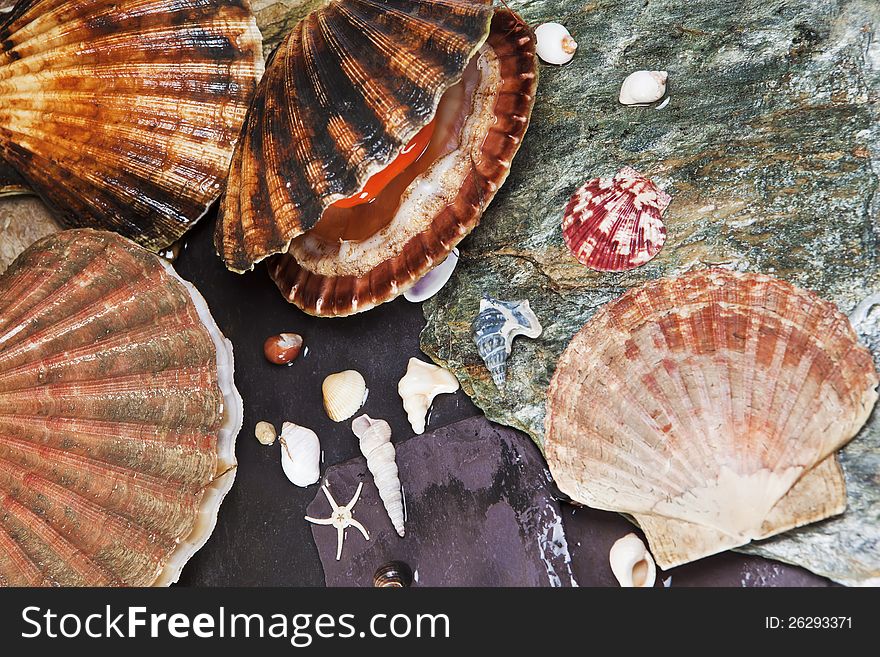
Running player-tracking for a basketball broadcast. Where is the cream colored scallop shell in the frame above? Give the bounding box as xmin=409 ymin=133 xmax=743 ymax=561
xmin=322 ymin=370 xmax=367 ymax=423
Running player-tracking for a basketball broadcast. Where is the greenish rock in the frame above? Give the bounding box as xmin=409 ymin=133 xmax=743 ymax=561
xmin=420 ymin=0 xmax=880 ymax=586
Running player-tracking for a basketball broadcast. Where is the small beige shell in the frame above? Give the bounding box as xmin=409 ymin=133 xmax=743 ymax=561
xmin=609 ymin=533 xmax=656 ymax=588
xmin=255 ymin=421 xmax=277 ymax=446
xmin=279 ymin=422 xmax=321 ymax=488
xmin=352 ymin=415 xmax=405 ymax=537
xmin=619 ymin=70 xmax=668 ymax=105
xmin=398 ymin=358 xmax=460 ymax=434
xmin=322 ymin=370 xmax=368 ymax=422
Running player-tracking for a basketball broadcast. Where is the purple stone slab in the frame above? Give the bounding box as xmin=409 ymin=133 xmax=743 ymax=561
xmin=307 ymin=417 xmax=576 ymax=587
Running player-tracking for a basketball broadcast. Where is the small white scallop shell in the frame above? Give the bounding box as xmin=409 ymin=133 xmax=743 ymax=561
xmin=352 ymin=415 xmax=405 ymax=537
xmin=535 ymin=22 xmax=578 ymax=65
xmin=404 ymin=248 xmax=459 ymax=303
xmin=322 ymin=370 xmax=368 ymax=422
xmin=619 ymin=70 xmax=668 ymax=105
xmin=279 ymin=422 xmax=321 ymax=487
xmin=609 ymin=533 xmax=657 ymax=587
xmin=398 ymin=358 xmax=460 ymax=434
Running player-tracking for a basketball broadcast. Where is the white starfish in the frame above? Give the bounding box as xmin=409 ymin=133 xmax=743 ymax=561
xmin=305 ymin=483 xmax=370 ymax=560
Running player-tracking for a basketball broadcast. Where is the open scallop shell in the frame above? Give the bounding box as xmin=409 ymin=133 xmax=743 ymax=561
xmin=545 ymin=269 xmax=878 ymax=569
xmin=0 ymin=0 xmax=264 ymax=252
xmin=562 ymin=167 xmax=670 ymax=272
xmin=0 ymin=229 xmax=242 ymax=586
xmin=217 ymin=2 xmax=537 ymax=316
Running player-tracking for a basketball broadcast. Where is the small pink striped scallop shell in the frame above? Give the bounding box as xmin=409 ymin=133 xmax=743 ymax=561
xmin=561 ymin=167 xmax=671 ymax=272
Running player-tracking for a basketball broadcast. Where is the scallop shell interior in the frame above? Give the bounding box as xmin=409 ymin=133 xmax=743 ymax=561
xmin=268 ymin=9 xmax=538 ymax=316
xmin=545 ymin=269 xmax=879 ymax=569
xmin=0 ymin=0 xmax=264 ymax=252
xmin=216 ymin=0 xmax=495 ymax=273
xmin=0 ymin=229 xmax=242 ymax=586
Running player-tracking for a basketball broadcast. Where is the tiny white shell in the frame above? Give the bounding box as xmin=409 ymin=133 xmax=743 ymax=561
xmin=322 ymin=370 xmax=368 ymax=422
xmin=609 ymin=533 xmax=657 ymax=587
xmin=255 ymin=421 xmax=277 ymax=446
xmin=404 ymin=248 xmax=459 ymax=303
xmin=279 ymin=422 xmax=321 ymax=487
xmin=398 ymin=358 xmax=460 ymax=434
xmin=535 ymin=22 xmax=578 ymax=66
xmin=619 ymin=70 xmax=668 ymax=106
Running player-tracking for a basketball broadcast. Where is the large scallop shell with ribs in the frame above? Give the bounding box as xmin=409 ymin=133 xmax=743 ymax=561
xmin=216 ymin=0 xmax=538 ymax=316
xmin=545 ymin=269 xmax=878 ymax=569
xmin=0 ymin=230 xmax=242 ymax=586
xmin=0 ymin=0 xmax=264 ymax=252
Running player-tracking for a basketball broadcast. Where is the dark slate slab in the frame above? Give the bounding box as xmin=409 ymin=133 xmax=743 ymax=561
xmin=307 ymin=417 xmax=576 ymax=587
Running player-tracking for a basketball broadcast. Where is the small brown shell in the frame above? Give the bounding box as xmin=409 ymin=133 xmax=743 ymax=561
xmin=266 ymin=9 xmax=538 ymax=316
xmin=545 ymin=269 xmax=878 ymax=569
xmin=216 ymin=0 xmax=496 ymax=274
xmin=0 ymin=0 xmax=264 ymax=252
xmin=0 ymin=229 xmax=242 ymax=586
xmin=562 ymin=167 xmax=670 ymax=272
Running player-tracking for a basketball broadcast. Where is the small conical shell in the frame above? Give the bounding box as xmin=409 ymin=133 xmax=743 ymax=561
xmin=0 ymin=0 xmax=264 ymax=252
xmin=562 ymin=167 xmax=671 ymax=272
xmin=279 ymin=422 xmax=320 ymax=488
xmin=398 ymin=358 xmax=460 ymax=434
xmin=0 ymin=229 xmax=242 ymax=586
xmin=546 ymin=269 xmax=879 ymax=569
xmin=352 ymin=415 xmax=404 ymax=537
xmin=322 ymin=370 xmax=367 ymax=422
xmin=609 ymin=533 xmax=656 ymax=587
xmin=472 ymin=297 xmax=543 ymax=388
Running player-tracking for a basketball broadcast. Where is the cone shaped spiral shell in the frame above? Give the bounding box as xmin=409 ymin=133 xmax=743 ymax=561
xmin=0 ymin=0 xmax=264 ymax=252
xmin=472 ymin=297 xmax=542 ymax=388
xmin=0 ymin=229 xmax=242 ymax=586
xmin=352 ymin=414 xmax=404 ymax=537
xmin=545 ymin=269 xmax=878 ymax=569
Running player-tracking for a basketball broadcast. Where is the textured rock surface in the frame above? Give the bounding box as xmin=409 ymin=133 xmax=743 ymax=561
xmin=308 ymin=417 xmax=577 ymax=587
xmin=420 ymin=0 xmax=880 ymax=585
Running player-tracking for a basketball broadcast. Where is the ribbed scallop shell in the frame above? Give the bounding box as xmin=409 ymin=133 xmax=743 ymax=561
xmin=0 ymin=0 xmax=264 ymax=252
xmin=322 ymin=369 xmax=367 ymax=422
xmin=545 ymin=269 xmax=878 ymax=569
xmin=267 ymin=9 xmax=537 ymax=316
xmin=0 ymin=229 xmax=242 ymax=586
xmin=216 ymin=0 xmax=496 ymax=273
xmin=562 ymin=167 xmax=670 ymax=272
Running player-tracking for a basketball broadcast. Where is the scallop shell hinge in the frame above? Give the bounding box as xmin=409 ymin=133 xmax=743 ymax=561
xmin=471 ymin=297 xmax=542 ymax=388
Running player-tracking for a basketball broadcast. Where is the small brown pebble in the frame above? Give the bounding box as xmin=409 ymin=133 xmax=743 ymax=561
xmin=255 ymin=421 xmax=277 ymax=445
xmin=264 ymin=332 xmax=303 ymax=365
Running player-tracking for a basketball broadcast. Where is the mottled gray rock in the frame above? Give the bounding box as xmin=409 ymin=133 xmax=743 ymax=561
xmin=307 ymin=417 xmax=577 ymax=587
xmin=421 ymin=0 xmax=880 ymax=585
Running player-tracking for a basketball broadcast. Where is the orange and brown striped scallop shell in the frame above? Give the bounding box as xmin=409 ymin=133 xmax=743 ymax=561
xmin=216 ymin=0 xmax=497 ymax=274
xmin=267 ymin=8 xmax=537 ymax=316
xmin=0 ymin=229 xmax=242 ymax=586
xmin=545 ymin=269 xmax=879 ymax=569
xmin=0 ymin=0 xmax=264 ymax=253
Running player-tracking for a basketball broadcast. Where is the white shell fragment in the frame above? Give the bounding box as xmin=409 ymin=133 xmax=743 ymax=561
xmin=398 ymin=358 xmax=460 ymax=434
xmin=619 ymin=70 xmax=668 ymax=106
xmin=322 ymin=370 xmax=368 ymax=422
xmin=279 ymin=422 xmax=321 ymax=487
xmin=352 ymin=415 xmax=405 ymax=537
xmin=404 ymin=248 xmax=459 ymax=303
xmin=535 ymin=22 xmax=578 ymax=65
xmin=255 ymin=421 xmax=277 ymax=446
xmin=609 ymin=533 xmax=657 ymax=588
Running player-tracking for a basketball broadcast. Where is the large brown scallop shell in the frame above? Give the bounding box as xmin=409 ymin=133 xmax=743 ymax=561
xmin=266 ymin=8 xmax=537 ymax=316
xmin=545 ymin=269 xmax=878 ymax=569
xmin=0 ymin=0 xmax=264 ymax=252
xmin=0 ymin=229 xmax=242 ymax=586
xmin=215 ymin=1 xmax=533 ymax=287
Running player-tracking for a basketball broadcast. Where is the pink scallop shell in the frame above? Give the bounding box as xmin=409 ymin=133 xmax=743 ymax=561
xmin=562 ymin=167 xmax=671 ymax=272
